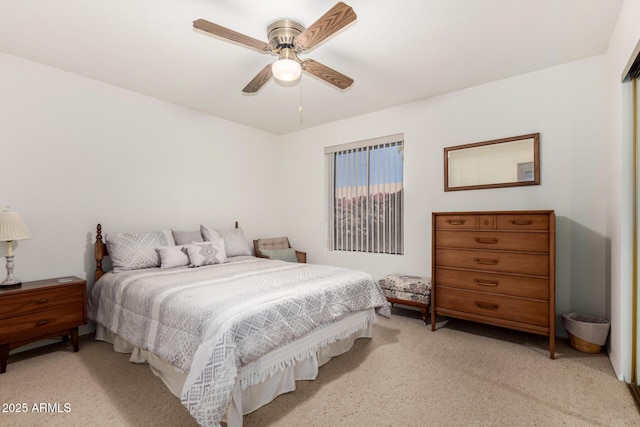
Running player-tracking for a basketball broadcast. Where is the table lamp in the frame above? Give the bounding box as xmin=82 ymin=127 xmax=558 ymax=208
xmin=0 ymin=206 xmax=31 ymax=287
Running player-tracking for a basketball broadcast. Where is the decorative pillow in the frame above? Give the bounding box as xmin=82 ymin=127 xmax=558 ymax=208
xmin=172 ymin=230 xmax=204 ymax=245
xmin=157 ymin=245 xmax=189 ymax=269
xmin=105 ymin=230 xmax=174 ymax=273
xmin=201 ymin=225 xmax=251 ymax=257
xmin=185 ymin=239 xmax=227 ymax=267
xmin=259 ymin=248 xmax=298 ymax=263
xmin=200 ymin=225 xmax=220 ymax=242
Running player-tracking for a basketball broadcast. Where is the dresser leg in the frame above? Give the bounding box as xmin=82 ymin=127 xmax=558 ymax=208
xmin=0 ymin=343 xmax=8 ymax=373
xmin=71 ymin=328 xmax=79 ymax=352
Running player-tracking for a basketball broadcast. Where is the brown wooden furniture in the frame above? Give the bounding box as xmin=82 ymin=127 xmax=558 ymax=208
xmin=431 ymin=210 xmax=555 ymax=358
xmin=253 ymin=237 xmax=307 ymax=263
xmin=95 ymin=223 xmax=108 ymax=280
xmin=378 ymin=274 xmax=430 ymax=323
xmin=0 ymin=276 xmax=87 ymax=373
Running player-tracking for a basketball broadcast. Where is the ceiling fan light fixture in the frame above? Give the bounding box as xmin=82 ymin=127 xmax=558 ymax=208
xmin=272 ymin=58 xmax=301 ymax=82
xmin=195 ymin=2 xmax=357 ymax=93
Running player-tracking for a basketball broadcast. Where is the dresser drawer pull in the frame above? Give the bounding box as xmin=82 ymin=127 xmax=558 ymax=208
xmin=511 ymin=220 xmax=533 ymax=226
xmin=475 ymin=237 xmax=499 ymax=244
xmin=447 ymin=219 xmax=465 ymax=225
xmin=474 ymin=279 xmax=498 ymax=287
xmin=474 ymin=257 xmax=499 ymax=265
xmin=36 ymin=320 xmax=49 ymax=326
xmin=36 ymin=299 xmax=49 ymax=304
xmin=475 ymin=301 xmax=499 ymax=310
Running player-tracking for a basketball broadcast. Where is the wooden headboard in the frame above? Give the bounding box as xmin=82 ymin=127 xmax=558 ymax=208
xmin=94 ymin=221 xmax=239 ymax=280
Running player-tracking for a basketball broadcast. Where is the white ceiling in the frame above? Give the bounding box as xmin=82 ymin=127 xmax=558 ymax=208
xmin=0 ymin=0 xmax=623 ymax=135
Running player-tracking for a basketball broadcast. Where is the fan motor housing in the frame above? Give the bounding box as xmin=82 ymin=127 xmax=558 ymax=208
xmin=267 ymin=19 xmax=304 ymax=50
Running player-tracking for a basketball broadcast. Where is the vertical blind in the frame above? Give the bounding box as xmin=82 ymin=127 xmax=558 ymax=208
xmin=325 ymin=134 xmax=404 ymax=255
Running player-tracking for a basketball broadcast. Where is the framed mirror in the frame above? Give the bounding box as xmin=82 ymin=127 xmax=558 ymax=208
xmin=444 ymin=133 xmax=540 ymax=191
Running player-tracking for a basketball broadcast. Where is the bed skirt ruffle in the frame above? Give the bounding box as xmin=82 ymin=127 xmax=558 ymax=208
xmin=95 ymin=309 xmax=374 ymax=427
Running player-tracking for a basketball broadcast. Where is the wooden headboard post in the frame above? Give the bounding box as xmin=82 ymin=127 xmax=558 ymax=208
xmin=95 ymin=223 xmax=108 ymax=281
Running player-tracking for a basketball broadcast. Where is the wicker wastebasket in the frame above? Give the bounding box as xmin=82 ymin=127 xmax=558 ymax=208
xmin=562 ymin=313 xmax=610 ymax=353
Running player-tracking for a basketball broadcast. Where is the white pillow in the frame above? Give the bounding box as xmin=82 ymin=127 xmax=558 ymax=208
xmin=171 ymin=230 xmax=204 ymax=245
xmin=185 ymin=239 xmax=227 ymax=267
xmin=201 ymin=225 xmax=251 ymax=257
xmin=157 ymin=245 xmax=189 ymax=269
xmin=200 ymin=225 xmax=220 ymax=242
xmin=105 ymin=230 xmax=174 ymax=273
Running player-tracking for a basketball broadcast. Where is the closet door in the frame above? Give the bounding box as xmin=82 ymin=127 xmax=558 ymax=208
xmin=633 ymin=68 xmax=640 ymax=386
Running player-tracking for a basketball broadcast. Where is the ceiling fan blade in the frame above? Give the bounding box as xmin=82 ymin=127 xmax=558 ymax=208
xmin=242 ymin=63 xmax=274 ymax=93
xmin=302 ymin=59 xmax=353 ymax=90
xmin=295 ymin=2 xmax=357 ymax=50
xmin=193 ymin=19 xmax=271 ymax=53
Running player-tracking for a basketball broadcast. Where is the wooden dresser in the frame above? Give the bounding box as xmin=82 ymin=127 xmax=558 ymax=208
xmin=0 ymin=276 xmax=87 ymax=373
xmin=431 ymin=210 xmax=555 ymax=358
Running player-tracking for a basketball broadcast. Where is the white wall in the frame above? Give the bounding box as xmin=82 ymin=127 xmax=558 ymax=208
xmin=3 ymin=2 xmax=638 ymax=379
xmin=0 ymin=52 xmax=280 ymax=336
xmin=604 ymin=0 xmax=640 ymax=381
xmin=277 ymin=55 xmax=609 ymax=341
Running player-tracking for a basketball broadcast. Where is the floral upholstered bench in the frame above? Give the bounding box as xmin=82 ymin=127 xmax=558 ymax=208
xmin=378 ymin=274 xmax=431 ymax=323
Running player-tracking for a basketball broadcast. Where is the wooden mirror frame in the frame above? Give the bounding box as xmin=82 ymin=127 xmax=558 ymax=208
xmin=444 ymin=133 xmax=540 ymax=192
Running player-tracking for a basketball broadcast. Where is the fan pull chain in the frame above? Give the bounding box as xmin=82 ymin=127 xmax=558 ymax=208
xmin=299 ymin=76 xmax=304 ymax=123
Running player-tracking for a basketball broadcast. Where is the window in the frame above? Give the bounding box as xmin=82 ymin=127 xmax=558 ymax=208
xmin=325 ymin=134 xmax=404 ymax=254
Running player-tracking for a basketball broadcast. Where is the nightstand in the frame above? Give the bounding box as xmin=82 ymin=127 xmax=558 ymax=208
xmin=0 ymin=276 xmax=87 ymax=373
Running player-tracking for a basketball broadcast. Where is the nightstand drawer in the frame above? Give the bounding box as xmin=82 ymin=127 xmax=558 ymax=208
xmin=0 ymin=305 xmax=84 ymax=340
xmin=0 ymin=285 xmax=84 ymax=319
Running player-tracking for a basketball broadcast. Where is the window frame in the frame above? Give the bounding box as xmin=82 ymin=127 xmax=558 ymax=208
xmin=325 ymin=133 xmax=404 ymax=255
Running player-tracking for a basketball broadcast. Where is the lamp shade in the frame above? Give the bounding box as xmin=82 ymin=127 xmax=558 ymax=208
xmin=0 ymin=207 xmax=31 ymax=241
xmin=272 ymin=59 xmax=301 ymax=82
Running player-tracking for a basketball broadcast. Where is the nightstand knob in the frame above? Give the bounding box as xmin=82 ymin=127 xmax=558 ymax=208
xmin=36 ymin=320 xmax=49 ymax=326
xmin=36 ymin=299 xmax=49 ymax=304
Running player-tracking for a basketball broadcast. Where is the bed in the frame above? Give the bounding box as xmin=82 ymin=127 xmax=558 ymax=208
xmin=88 ymin=223 xmax=390 ymax=427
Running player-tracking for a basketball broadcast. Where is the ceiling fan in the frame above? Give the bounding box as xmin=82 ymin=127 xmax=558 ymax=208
xmin=193 ymin=2 xmax=356 ymax=94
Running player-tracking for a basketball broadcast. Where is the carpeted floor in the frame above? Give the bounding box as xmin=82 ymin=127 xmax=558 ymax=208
xmin=2 ymin=307 xmax=638 ymax=426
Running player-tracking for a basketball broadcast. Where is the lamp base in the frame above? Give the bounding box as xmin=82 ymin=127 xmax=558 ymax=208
xmin=2 ymin=255 xmax=21 ymax=288
xmin=0 ymin=280 xmax=21 ymax=288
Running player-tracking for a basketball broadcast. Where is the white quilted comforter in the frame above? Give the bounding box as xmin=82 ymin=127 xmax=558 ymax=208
xmin=88 ymin=257 xmax=390 ymax=426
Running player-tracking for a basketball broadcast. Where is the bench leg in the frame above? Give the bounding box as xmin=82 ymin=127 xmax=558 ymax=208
xmin=419 ymin=308 xmax=428 ymax=324
xmin=386 ymin=297 xmax=429 ymax=324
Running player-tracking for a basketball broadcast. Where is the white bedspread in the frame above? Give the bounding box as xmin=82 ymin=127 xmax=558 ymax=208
xmin=88 ymin=257 xmax=390 ymax=426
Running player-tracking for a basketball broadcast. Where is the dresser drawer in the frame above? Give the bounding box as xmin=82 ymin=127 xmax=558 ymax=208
xmin=436 ymin=248 xmax=549 ymax=276
xmin=435 ymin=267 xmax=549 ymax=300
xmin=0 ymin=305 xmax=84 ymax=340
xmin=436 ymin=288 xmax=549 ymax=327
xmin=496 ymin=214 xmax=549 ymax=230
xmin=436 ymin=231 xmax=549 ymax=253
xmin=0 ymin=284 xmax=84 ymax=319
xmin=435 ymin=215 xmax=478 ymax=229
